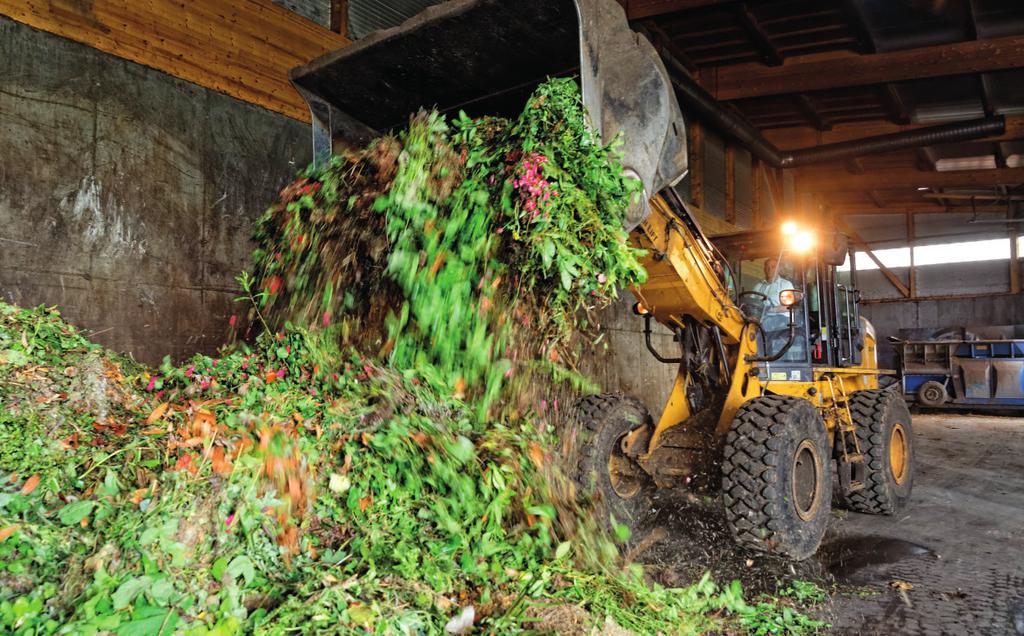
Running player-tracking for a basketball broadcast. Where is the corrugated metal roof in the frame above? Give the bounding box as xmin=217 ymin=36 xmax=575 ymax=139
xmin=349 ymin=0 xmax=445 ymax=39
xmin=271 ymin=0 xmax=330 ymax=27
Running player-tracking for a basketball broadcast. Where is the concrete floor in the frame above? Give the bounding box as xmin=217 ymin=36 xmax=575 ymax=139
xmin=820 ymin=412 xmax=1024 ymax=635
xmin=637 ymin=412 xmax=1024 ymax=635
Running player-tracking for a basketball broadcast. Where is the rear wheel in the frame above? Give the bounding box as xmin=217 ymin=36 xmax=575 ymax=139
xmin=916 ymin=380 xmax=948 ymax=407
xmin=722 ymin=395 xmax=831 ymax=560
xmin=843 ymin=389 xmax=914 ymax=515
xmin=573 ymin=394 xmax=654 ymax=533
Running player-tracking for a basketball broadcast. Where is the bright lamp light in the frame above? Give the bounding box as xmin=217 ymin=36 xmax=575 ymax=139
xmin=781 ymin=220 xmax=798 ymax=236
xmin=790 ymin=230 xmax=815 ymax=253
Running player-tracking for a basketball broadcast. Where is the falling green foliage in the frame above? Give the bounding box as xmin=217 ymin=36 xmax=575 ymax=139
xmin=0 ymin=79 xmax=825 ymax=634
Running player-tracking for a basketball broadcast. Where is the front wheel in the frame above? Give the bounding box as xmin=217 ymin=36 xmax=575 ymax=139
xmin=722 ymin=395 xmax=832 ymax=560
xmin=572 ymin=394 xmax=655 ymax=533
xmin=843 ymin=389 xmax=914 ymax=515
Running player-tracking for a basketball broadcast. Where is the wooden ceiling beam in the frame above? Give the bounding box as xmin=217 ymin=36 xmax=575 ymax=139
xmin=793 ymin=93 xmax=832 ymax=131
xmin=763 ymin=115 xmax=1024 ymax=149
xmin=617 ymin=0 xmax=730 ymax=20
xmin=706 ymin=34 xmax=1024 ymax=100
xmin=799 ymin=166 xmax=1024 ymax=192
xmin=0 ymin=0 xmax=349 ymax=122
xmin=734 ymin=3 xmax=782 ymax=66
xmin=877 ymin=84 xmax=911 ymax=125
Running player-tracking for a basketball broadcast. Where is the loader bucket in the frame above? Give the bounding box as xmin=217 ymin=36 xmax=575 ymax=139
xmin=289 ymin=0 xmax=687 ymax=230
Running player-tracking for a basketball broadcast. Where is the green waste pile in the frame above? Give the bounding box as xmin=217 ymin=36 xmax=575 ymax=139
xmin=0 ymin=79 xmax=825 ymax=634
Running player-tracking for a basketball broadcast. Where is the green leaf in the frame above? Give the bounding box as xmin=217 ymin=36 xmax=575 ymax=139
xmin=449 ymin=436 xmax=476 ymax=464
xmin=58 ymin=500 xmax=95 ymax=526
xmin=555 ymin=541 xmax=571 ymax=560
xmin=112 ymin=575 xmax=153 ymax=610
xmin=211 ymin=557 xmax=229 ymax=581
xmin=0 ymin=349 xmax=28 ymax=366
xmin=226 ymin=555 xmax=255 ymax=586
xmin=115 ymin=607 xmax=177 ymax=636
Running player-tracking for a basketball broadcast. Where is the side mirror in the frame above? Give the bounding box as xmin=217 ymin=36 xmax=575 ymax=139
xmin=779 ymin=289 xmax=804 ymax=308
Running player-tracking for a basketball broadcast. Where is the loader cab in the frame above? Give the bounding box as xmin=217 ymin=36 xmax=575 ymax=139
xmin=713 ymin=225 xmax=863 ymax=382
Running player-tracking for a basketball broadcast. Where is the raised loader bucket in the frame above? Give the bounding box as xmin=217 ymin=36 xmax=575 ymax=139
xmin=290 ymin=0 xmax=688 ymax=230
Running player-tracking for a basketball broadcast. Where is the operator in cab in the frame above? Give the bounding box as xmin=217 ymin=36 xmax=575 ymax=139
xmin=754 ymin=258 xmax=793 ymax=309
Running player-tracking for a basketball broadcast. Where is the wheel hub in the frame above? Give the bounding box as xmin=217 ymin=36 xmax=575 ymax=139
xmin=791 ymin=440 xmax=823 ymax=521
xmin=607 ymin=432 xmax=644 ymax=499
xmin=890 ymin=422 xmax=909 ymax=485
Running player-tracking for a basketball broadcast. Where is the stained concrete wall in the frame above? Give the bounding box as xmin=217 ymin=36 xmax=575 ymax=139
xmin=0 ymin=18 xmax=311 ymax=365
xmin=580 ymin=296 xmax=679 ymax=418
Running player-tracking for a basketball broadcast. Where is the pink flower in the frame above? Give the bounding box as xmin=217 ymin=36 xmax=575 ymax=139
xmin=241 ymin=362 xmax=249 ymax=370
xmin=228 ymin=314 xmax=237 ymax=327
xmin=539 ymin=399 xmax=548 ymax=413
xmin=277 ymin=368 xmax=286 ymax=379
xmin=504 ymin=366 xmax=514 ymax=378
xmin=225 ymin=514 xmax=235 ymax=529
xmin=597 ymin=273 xmax=607 ymax=284
xmin=185 ymin=365 xmax=195 ymax=378
xmin=146 ymin=377 xmax=157 ymax=391
xmin=496 ymin=227 xmax=504 ymax=235
xmin=322 ymin=312 xmax=331 ymax=327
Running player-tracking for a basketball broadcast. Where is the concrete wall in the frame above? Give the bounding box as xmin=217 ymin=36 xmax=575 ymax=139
xmin=0 ymin=18 xmax=311 ymax=365
xmin=846 ymin=211 xmax=1023 ymax=368
xmin=862 ymin=294 xmax=1024 ymax=369
xmin=580 ymin=296 xmax=679 ymax=418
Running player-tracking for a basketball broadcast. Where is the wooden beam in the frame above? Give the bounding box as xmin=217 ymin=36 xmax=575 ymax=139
xmin=642 ymin=21 xmax=698 ymax=73
xmin=618 ymin=0 xmax=729 ymax=20
xmin=689 ymin=121 xmax=705 ymax=208
xmin=734 ymin=3 xmax=782 ymax=66
xmin=0 ymin=0 xmax=349 ymax=122
xmin=878 ymin=83 xmax=911 ymax=125
xmin=846 ymin=157 xmax=866 ymax=175
xmin=906 ymin=213 xmax=917 ymax=298
xmin=841 ymin=0 xmax=877 ymax=54
xmin=793 ymin=94 xmax=831 ymax=131
xmin=330 ymin=0 xmax=348 ymax=36
xmin=867 ymin=190 xmax=886 ymax=208
xmin=752 ymin=158 xmax=764 ymax=228
xmin=708 ymin=34 xmax=1024 ymax=100
xmin=799 ymin=167 xmax=1024 ymax=192
xmin=765 ymin=165 xmax=784 ymax=212
xmin=1011 ymin=221 xmax=1021 ymax=294
xmin=725 ymin=145 xmax=736 ymax=224
xmin=835 ymin=218 xmax=911 ymax=297
xmin=764 ymin=115 xmax=1024 ymax=150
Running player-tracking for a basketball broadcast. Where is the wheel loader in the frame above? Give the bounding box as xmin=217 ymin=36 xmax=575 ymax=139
xmin=289 ymin=0 xmax=914 ymax=560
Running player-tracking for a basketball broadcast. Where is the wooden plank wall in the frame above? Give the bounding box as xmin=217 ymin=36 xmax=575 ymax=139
xmin=0 ymin=0 xmax=350 ymax=121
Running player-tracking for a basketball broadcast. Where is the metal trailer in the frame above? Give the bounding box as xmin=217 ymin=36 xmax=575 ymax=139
xmin=898 ymin=338 xmax=1024 ymax=408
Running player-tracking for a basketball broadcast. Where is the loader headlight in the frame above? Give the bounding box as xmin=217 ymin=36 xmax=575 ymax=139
xmin=779 ymin=289 xmax=804 ymax=308
xmin=781 ymin=221 xmax=815 ymax=254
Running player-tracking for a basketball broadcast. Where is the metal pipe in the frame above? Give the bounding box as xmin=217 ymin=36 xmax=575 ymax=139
xmin=662 ymin=57 xmax=1007 ymax=168
xmin=780 ymin=117 xmax=1006 ymax=167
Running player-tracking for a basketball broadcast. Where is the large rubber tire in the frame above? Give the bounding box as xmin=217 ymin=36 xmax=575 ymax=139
xmin=573 ymin=394 xmax=655 ymax=532
xmin=843 ymin=389 xmax=914 ymax=515
xmin=722 ymin=395 xmax=832 ymax=560
xmin=916 ymin=380 xmax=948 ymax=407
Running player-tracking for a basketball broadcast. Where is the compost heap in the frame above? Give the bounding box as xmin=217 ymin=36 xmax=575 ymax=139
xmin=0 ymin=79 xmax=825 ymax=635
